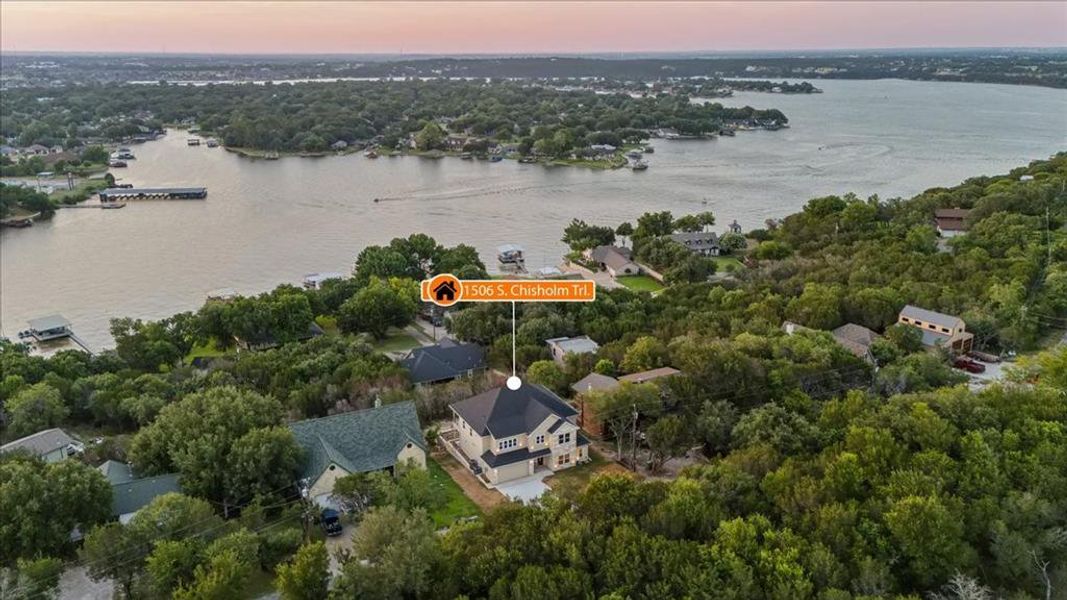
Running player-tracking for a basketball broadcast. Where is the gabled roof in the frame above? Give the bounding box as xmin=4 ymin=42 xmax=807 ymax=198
xmin=289 ymin=401 xmax=426 ymax=482
xmin=832 ymin=323 xmax=880 ymax=359
xmin=400 ymin=339 xmax=486 ymax=384
xmin=669 ymin=231 xmax=720 ymax=250
xmin=900 ymin=305 xmax=964 ymax=330
xmin=111 ymin=474 xmax=181 ymax=517
xmin=98 ymin=460 xmax=135 ymax=485
xmin=1 ymin=428 xmax=75 ymax=457
xmin=450 ymin=384 xmax=578 ymax=439
xmin=934 ymin=208 xmax=971 ymax=220
xmin=570 ymin=372 xmax=620 ymax=394
xmin=618 ymin=367 xmax=681 ymax=384
xmin=590 ymin=245 xmax=632 ymax=263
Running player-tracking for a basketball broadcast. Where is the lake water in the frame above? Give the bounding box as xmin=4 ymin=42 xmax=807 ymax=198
xmin=2 ymin=78 xmax=1065 ymax=348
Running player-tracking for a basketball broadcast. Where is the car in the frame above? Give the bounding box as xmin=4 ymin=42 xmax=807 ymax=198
xmin=954 ymin=357 xmax=986 ymax=374
xmin=320 ymin=508 xmax=343 ymax=537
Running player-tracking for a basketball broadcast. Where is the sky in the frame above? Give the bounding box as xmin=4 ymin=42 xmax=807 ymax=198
xmin=1 ymin=1 xmax=1065 ymax=55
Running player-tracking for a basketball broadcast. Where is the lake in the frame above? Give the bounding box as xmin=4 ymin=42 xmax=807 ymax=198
xmin=2 ymin=78 xmax=1065 ymax=348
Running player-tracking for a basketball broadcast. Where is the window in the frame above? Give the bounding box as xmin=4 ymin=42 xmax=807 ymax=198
xmin=557 ymin=453 xmax=572 ymax=466
xmin=901 ymin=317 xmax=910 ymax=323
xmin=498 ymin=438 xmax=517 ymax=451
xmin=928 ymin=324 xmax=937 ymax=330
xmin=941 ymin=327 xmax=950 ymax=333
xmin=535 ymin=434 xmax=545 ymax=445
xmin=557 ymin=432 xmax=571 ymax=445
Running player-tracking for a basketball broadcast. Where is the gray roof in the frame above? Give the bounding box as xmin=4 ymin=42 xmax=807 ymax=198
xmin=570 ymin=372 xmax=620 ymax=394
xmin=27 ymin=314 xmax=71 ymax=332
xmin=618 ymin=367 xmax=681 ymax=384
xmin=590 ymin=245 xmax=632 ymax=263
xmin=546 ymin=336 xmax=600 ymax=355
xmin=668 ymin=231 xmax=720 ymax=251
xmin=479 ymin=432 xmax=590 ymax=468
xmin=1 ymin=428 xmax=75 ymax=457
xmin=832 ymin=323 xmax=880 ymax=359
xmin=289 ymin=402 xmax=426 ymax=481
xmin=111 ymin=475 xmax=181 ymax=517
xmin=400 ymin=339 xmax=486 ymax=384
xmin=451 ymin=384 xmax=578 ymax=439
xmin=900 ymin=305 xmax=964 ymax=330
xmin=98 ymin=460 xmax=136 ymax=484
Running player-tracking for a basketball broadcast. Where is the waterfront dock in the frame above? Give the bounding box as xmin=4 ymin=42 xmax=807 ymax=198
xmin=99 ymin=187 xmax=207 ymax=201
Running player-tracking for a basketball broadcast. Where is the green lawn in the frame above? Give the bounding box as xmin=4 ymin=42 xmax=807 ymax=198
xmin=616 ymin=275 xmax=665 ymax=292
xmin=371 ymin=332 xmax=421 ymax=353
xmin=427 ymin=458 xmax=481 ymax=527
xmin=710 ymin=256 xmax=745 ymax=272
xmin=184 ymin=338 xmax=227 ymax=365
xmin=545 ymin=449 xmax=633 ymax=499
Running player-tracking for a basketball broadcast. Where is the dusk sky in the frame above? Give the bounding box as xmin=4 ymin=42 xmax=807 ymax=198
xmin=2 ymin=1 xmax=1065 ymax=55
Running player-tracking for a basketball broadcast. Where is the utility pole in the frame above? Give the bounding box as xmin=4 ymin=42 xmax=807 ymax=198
xmin=630 ymin=403 xmax=638 ymax=472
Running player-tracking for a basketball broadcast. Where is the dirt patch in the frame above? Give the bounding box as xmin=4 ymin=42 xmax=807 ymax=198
xmin=433 ymin=450 xmax=506 ymax=511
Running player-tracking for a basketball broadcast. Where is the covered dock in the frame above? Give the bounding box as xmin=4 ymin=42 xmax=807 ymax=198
xmin=99 ymin=187 xmax=207 ymax=201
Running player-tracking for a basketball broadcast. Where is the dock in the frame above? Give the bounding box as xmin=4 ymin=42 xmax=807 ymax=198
xmin=16 ymin=314 xmax=94 ymax=357
xmin=99 ymin=187 xmax=207 ymax=201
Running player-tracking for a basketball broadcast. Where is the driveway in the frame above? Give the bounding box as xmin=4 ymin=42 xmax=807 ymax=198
xmin=495 ymin=471 xmax=551 ymax=504
xmin=560 ymin=262 xmax=621 ymax=290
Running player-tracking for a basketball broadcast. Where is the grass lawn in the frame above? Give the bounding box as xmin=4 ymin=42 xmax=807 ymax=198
xmin=710 ymin=256 xmax=745 ymax=272
xmin=371 ymin=332 xmax=421 ymax=353
xmin=616 ymin=275 xmax=665 ymax=293
xmin=184 ymin=338 xmax=227 ymax=365
xmin=427 ymin=457 xmax=482 ymax=527
xmin=545 ymin=448 xmax=635 ymax=498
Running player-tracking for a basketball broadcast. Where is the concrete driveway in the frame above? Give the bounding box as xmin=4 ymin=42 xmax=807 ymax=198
xmin=495 ymin=471 xmax=551 ymax=504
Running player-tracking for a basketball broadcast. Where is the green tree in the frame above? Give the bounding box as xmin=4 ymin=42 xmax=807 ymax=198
xmin=275 ymin=542 xmax=329 ymax=600
xmin=81 ymin=522 xmax=146 ymax=597
xmin=645 ymin=415 xmax=692 ymax=473
xmin=615 ymin=222 xmax=634 ymax=247
xmin=414 ymin=122 xmax=446 ymax=151
xmin=1 ymin=557 xmax=63 ymax=600
xmin=226 ymin=426 xmax=303 ymax=506
xmin=620 ymin=336 xmax=668 ymax=374
xmin=5 ymin=382 xmax=68 ymax=438
xmin=525 ymin=360 xmax=567 ymax=395
xmin=145 ymin=539 xmax=202 ymax=596
xmin=338 ymin=277 xmax=418 ymax=339
xmin=173 ymin=550 xmax=253 ymax=600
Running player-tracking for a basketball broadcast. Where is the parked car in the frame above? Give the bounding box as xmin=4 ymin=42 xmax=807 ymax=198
xmin=320 ymin=508 xmax=343 ymax=537
xmin=954 ymin=357 xmax=986 ymax=374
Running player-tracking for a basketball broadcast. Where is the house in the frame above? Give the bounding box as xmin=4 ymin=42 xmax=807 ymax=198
xmin=934 ymin=208 xmax=971 ymax=238
xmin=233 ymin=321 xmax=325 ymax=352
xmin=447 ymin=384 xmax=590 ymax=485
xmin=546 ymin=336 xmax=600 ymax=365
xmin=589 ymin=144 xmax=617 ymax=155
xmin=25 ymin=144 xmax=50 ymax=155
xmin=0 ymin=145 xmax=17 ymax=157
xmin=302 ymin=272 xmax=343 ymax=290
xmin=586 ymin=245 xmax=640 ymax=278
xmin=618 ymin=366 xmax=681 ymax=384
xmin=330 ymin=140 xmax=348 ymax=150
xmin=668 ymin=232 xmax=721 ymax=256
xmin=289 ymin=402 xmax=427 ymax=507
xmin=400 ymin=338 xmax=487 ymax=385
xmin=898 ymin=305 xmax=974 ymax=354
xmin=1 ymin=428 xmax=82 ymax=463
xmin=831 ymin=323 xmax=880 ymax=364
xmin=97 ymin=461 xmax=181 ymax=524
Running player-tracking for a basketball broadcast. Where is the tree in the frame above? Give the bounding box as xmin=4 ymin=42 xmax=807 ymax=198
xmin=633 ymin=211 xmax=674 ymax=244
xmin=785 ymin=283 xmax=843 ymax=330
xmin=1 ymin=557 xmax=63 ymax=600
xmin=275 ymin=542 xmax=329 ymax=600
xmin=562 ymin=219 xmax=615 ymax=252
xmin=588 ymin=383 xmax=661 ymax=463
xmin=672 ymin=214 xmax=703 ymax=233
xmin=128 ymin=387 xmax=291 ymax=512
xmin=620 ymin=336 xmax=668 ymax=374
xmin=145 ymin=539 xmax=202 ymax=597
xmin=80 ymin=145 xmax=109 ymax=164
xmin=4 ymin=382 xmax=68 ymax=438
xmin=81 ymin=522 xmax=145 ymax=598
xmin=338 ymin=277 xmax=418 ymax=339
xmin=615 ymin=222 xmax=634 ymax=247
xmin=173 ymin=550 xmax=253 ymax=600
xmin=718 ymin=232 xmax=747 ymax=254
xmin=1 ymin=456 xmax=111 ymax=563
xmin=334 ymin=506 xmax=440 ymax=599
xmin=645 ymin=415 xmax=692 ymax=473
xmin=226 ymin=427 xmax=303 ymax=505
xmin=526 ymin=360 xmax=567 ymax=395
xmin=414 ymin=122 xmax=446 ymax=151
xmin=752 ymin=240 xmax=793 ymax=260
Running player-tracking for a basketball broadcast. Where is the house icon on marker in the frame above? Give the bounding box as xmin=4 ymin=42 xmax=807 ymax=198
xmin=433 ymin=280 xmax=458 ymax=303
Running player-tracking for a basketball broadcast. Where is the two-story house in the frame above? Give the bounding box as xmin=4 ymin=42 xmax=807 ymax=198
xmin=898 ymin=304 xmax=974 ymax=354
xmin=448 ymin=384 xmax=590 ymax=485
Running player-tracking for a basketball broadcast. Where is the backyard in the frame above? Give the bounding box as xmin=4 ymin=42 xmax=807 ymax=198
xmin=616 ymin=275 xmax=665 ymax=293
xmin=544 ymin=447 xmax=635 ymax=498
xmin=427 ymin=457 xmax=483 ymax=527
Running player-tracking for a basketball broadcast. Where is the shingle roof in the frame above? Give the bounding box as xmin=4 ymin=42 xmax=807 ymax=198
xmin=400 ymin=339 xmax=486 ymax=384
xmin=832 ymin=323 xmax=880 ymax=358
xmin=451 ymin=384 xmax=578 ymax=439
xmin=900 ymin=305 xmax=964 ymax=330
xmin=289 ymin=402 xmax=426 ymax=482
xmin=481 ymin=446 xmax=551 ymax=468
xmin=618 ymin=367 xmax=681 ymax=384
xmin=98 ymin=460 xmax=135 ymax=484
xmin=570 ymin=372 xmax=620 ymax=394
xmin=1 ymin=428 xmax=75 ymax=457
xmin=111 ymin=475 xmax=181 ymax=517
xmin=669 ymin=232 xmax=720 ymax=250
xmin=590 ymin=245 xmax=632 ymax=263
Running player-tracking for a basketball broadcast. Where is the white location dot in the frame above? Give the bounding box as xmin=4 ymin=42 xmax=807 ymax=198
xmin=506 ymin=376 xmax=522 ymax=390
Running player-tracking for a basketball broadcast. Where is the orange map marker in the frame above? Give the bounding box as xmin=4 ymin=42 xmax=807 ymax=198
xmin=421 ymin=274 xmax=595 ymax=307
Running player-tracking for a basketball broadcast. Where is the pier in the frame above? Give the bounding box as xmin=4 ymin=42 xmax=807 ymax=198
xmin=99 ymin=187 xmax=207 ymax=201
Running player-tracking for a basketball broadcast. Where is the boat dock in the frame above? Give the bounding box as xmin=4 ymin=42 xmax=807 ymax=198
xmin=59 ymin=202 xmax=127 ymax=209
xmin=16 ymin=314 xmax=94 ymax=357
xmin=98 ymin=187 xmax=207 ymax=201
